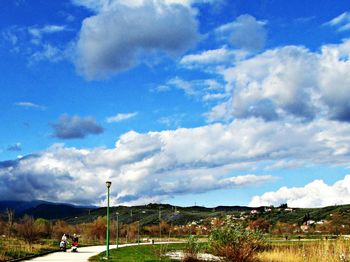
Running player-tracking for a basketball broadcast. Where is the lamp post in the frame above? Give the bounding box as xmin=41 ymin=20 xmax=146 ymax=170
xmin=138 ymin=210 xmax=146 ymax=245
xmin=126 ymin=209 xmax=132 ymax=243
xmin=105 ymin=181 xmax=112 ymax=258
xmin=159 ymin=206 xmax=161 ymax=241
xmin=116 ymin=212 xmax=119 ymax=248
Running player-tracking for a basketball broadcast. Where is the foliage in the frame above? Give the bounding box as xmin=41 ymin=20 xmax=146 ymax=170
xmin=209 ymin=220 xmax=267 ymax=262
xmin=279 ymin=203 xmax=288 ymax=209
xmin=249 ymin=218 xmax=271 ymax=233
xmin=86 ymin=216 xmax=106 ymax=241
xmin=52 ymin=220 xmax=72 ymax=239
xmin=35 ymin=218 xmax=53 ymax=238
xmin=16 ymin=215 xmax=40 ymax=246
xmin=183 ymin=235 xmax=201 ymax=261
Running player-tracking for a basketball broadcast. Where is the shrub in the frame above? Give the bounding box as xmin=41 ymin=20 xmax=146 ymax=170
xmin=183 ymin=235 xmax=201 ymax=262
xmin=209 ymin=221 xmax=267 ymax=262
xmin=16 ymin=215 xmax=40 ymax=247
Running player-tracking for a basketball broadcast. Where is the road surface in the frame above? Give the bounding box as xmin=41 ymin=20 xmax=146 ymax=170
xmin=23 ymin=242 xmax=178 ymax=262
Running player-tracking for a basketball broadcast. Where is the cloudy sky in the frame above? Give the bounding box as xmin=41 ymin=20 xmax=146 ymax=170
xmin=1 ymin=0 xmax=350 ymax=208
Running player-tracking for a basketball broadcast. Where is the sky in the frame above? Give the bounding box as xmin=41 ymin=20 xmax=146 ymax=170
xmin=1 ymin=0 xmax=350 ymax=208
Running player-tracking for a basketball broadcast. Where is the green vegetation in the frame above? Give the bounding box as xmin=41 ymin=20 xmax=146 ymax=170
xmin=3 ymin=202 xmax=350 ymax=261
xmin=0 ymin=238 xmax=58 ymax=262
xmin=89 ymin=243 xmax=189 ymax=262
xmin=209 ymin=220 xmax=267 ymax=262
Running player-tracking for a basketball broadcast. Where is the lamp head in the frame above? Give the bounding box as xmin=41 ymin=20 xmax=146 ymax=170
xmin=106 ymin=181 xmax=112 ymax=188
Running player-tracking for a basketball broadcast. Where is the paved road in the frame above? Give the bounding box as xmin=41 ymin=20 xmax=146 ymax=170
xmin=23 ymin=242 xmax=178 ymax=262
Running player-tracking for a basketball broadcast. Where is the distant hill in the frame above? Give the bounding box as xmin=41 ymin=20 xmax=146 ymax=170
xmin=2 ymin=200 xmax=350 ymax=227
xmin=0 ymin=200 xmax=48 ymax=213
xmin=64 ymin=203 xmax=258 ymax=225
xmin=21 ymin=203 xmax=92 ymax=220
xmin=0 ymin=200 xmax=96 ymax=220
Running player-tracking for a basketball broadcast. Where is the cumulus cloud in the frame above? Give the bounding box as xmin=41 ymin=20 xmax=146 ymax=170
xmin=250 ymin=175 xmax=350 ymax=208
xmin=74 ymin=0 xmax=199 ymax=79
xmin=3 ymin=117 xmax=350 ymax=205
xmin=204 ymin=39 xmax=350 ymax=123
xmin=223 ymin=45 xmax=317 ymax=121
xmin=106 ymin=112 xmax=138 ymax=123
xmin=325 ymin=12 xmax=350 ymax=32
xmin=51 ymin=115 xmax=104 ymax=139
xmin=216 ymin=14 xmax=267 ymax=51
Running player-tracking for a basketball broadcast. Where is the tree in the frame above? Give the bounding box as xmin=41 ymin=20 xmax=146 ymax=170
xmin=16 ymin=215 xmax=39 ymax=247
xmin=52 ymin=220 xmax=71 ymax=239
xmin=330 ymin=212 xmax=346 ymax=235
xmin=35 ymin=218 xmax=52 ymax=238
xmin=249 ymin=218 xmax=271 ymax=233
xmin=87 ymin=216 xmax=106 ymax=240
xmin=278 ymin=203 xmax=288 ymax=209
xmin=5 ymin=208 xmax=14 ymax=237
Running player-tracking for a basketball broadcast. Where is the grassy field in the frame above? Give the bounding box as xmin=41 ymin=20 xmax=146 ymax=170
xmin=0 ymin=238 xmax=58 ymax=262
xmin=259 ymin=239 xmax=350 ymax=262
xmin=88 ymin=238 xmax=350 ymax=262
xmin=89 ymin=243 xmax=196 ymax=262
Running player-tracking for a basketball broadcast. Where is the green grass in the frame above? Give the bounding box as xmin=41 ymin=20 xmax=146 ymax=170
xmin=89 ymin=243 xmax=195 ymax=262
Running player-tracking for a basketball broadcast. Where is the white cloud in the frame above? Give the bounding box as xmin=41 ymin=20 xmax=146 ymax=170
xmin=325 ymin=12 xmax=350 ymax=32
xmin=160 ymin=77 xmax=227 ymax=102
xmin=180 ymin=47 xmax=247 ymax=67
xmin=158 ymin=114 xmax=184 ymax=128
xmin=72 ymin=0 xmax=217 ymax=11
xmin=15 ymin=102 xmax=46 ymax=110
xmin=204 ymin=101 xmax=233 ymax=123
xmin=74 ymin=0 xmax=199 ymax=79
xmin=3 ymin=117 xmax=350 ymax=205
xmin=28 ymin=25 xmax=67 ymax=39
xmin=205 ymin=39 xmax=350 ymax=123
xmin=250 ymin=175 xmax=350 ymax=208
xmin=106 ymin=112 xmax=138 ymax=123
xmin=30 ymin=44 xmax=66 ymax=63
xmin=2 ymin=24 xmax=69 ymax=64
xmin=216 ymin=14 xmax=267 ymax=51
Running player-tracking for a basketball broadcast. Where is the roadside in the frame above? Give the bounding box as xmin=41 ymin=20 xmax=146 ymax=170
xmin=22 ymin=242 xmax=181 ymax=262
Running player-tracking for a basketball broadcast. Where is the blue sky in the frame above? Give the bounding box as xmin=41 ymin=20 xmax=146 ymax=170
xmin=1 ymin=0 xmax=350 ymax=207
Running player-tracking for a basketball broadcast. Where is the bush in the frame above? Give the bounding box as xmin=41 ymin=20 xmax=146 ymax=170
xmin=183 ymin=235 xmax=201 ymax=262
xmin=209 ymin=221 xmax=267 ymax=262
xmin=16 ymin=215 xmax=39 ymax=247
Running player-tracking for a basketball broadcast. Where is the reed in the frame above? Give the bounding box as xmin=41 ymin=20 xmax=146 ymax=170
xmin=258 ymin=239 xmax=350 ymax=262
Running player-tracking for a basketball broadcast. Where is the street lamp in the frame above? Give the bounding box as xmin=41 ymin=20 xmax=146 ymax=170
xmin=159 ymin=206 xmax=162 ymax=241
xmin=105 ymin=181 xmax=112 ymax=258
xmin=126 ymin=209 xmax=132 ymax=243
xmin=116 ymin=212 xmax=119 ymax=248
xmin=138 ymin=210 xmax=146 ymax=245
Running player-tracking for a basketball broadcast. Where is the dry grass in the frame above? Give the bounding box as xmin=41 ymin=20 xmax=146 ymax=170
xmin=0 ymin=237 xmax=57 ymax=262
xmin=258 ymin=239 xmax=350 ymax=262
